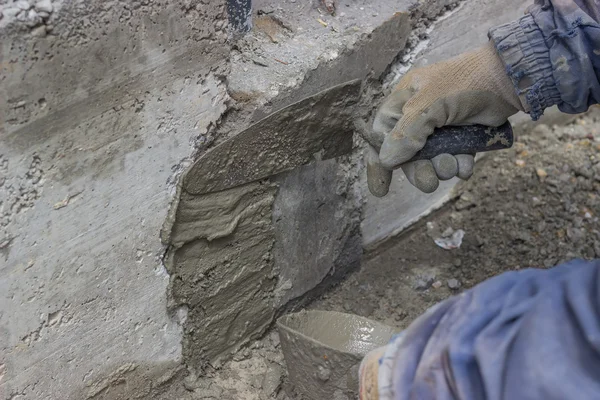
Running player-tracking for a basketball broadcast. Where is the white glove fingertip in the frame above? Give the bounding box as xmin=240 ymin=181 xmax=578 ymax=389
xmin=402 ymin=160 xmax=439 ymax=193
xmin=431 ymin=154 xmax=458 ymax=181
xmin=366 ymin=146 xmax=392 ymax=197
xmin=455 ymin=154 xmax=475 ymax=180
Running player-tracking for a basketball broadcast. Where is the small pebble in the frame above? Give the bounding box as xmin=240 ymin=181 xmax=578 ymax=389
xmin=17 ymin=0 xmax=31 ymax=10
xmin=35 ymin=0 xmax=53 ymax=13
xmin=317 ymin=366 xmax=331 ymax=382
xmin=183 ymin=371 xmax=199 ymax=391
xmin=3 ymin=7 xmax=20 ymax=19
xmin=262 ymin=364 xmax=283 ymax=396
xmin=26 ymin=9 xmax=40 ymax=26
xmin=269 ymin=332 xmax=280 ymax=348
xmin=441 ymin=227 xmax=454 ymax=238
xmin=432 ymin=281 xmax=442 ymax=289
xmin=394 ymin=311 xmax=407 ymax=322
xmin=447 ymin=279 xmax=461 ymax=290
xmin=536 ymin=168 xmax=548 ymax=179
xmin=413 ymin=273 xmax=435 ymax=291
xmin=31 ymin=25 xmax=46 ymax=37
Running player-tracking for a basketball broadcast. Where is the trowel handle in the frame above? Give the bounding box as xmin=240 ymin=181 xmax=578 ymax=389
xmin=408 ymin=121 xmax=514 ymax=162
xmin=367 ymin=121 xmax=514 ymax=197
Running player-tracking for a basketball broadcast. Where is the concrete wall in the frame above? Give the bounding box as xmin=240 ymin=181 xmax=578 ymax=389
xmin=1 ymin=0 xmax=534 ymax=397
xmin=1 ymin=1 xmax=229 ymax=398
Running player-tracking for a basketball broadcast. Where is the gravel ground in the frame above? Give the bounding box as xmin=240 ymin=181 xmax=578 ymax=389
xmin=163 ymin=108 xmax=600 ymax=399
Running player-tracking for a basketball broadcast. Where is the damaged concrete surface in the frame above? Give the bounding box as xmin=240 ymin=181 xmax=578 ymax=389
xmin=1 ymin=1 xmax=229 ymax=399
xmin=228 ymin=0 xmax=412 ymax=112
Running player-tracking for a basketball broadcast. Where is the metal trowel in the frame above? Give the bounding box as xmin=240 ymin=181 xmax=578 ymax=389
xmin=184 ymin=79 xmax=514 ymax=196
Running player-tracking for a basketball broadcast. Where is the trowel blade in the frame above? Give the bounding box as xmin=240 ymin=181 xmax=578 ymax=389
xmin=184 ymin=79 xmax=362 ymax=195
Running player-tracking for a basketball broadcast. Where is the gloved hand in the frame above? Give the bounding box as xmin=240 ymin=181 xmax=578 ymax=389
xmin=370 ymin=41 xmax=524 ymax=194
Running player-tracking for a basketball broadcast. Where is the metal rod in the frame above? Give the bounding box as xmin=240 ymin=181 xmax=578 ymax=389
xmin=227 ymin=0 xmax=252 ymax=34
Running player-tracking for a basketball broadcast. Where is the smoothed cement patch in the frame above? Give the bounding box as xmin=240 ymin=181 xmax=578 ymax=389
xmin=167 ymin=182 xmax=278 ymax=365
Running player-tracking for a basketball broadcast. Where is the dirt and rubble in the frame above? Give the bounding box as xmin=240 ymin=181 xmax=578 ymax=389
xmin=314 ymin=109 xmax=600 ymax=330
xmin=162 ymin=108 xmax=600 ymax=399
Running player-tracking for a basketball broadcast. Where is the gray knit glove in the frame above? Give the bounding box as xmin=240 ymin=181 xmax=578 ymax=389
xmin=368 ymin=42 xmax=524 ymax=195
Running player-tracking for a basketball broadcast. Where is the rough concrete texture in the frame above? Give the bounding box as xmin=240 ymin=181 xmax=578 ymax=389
xmin=1 ymin=1 xmax=230 ymax=399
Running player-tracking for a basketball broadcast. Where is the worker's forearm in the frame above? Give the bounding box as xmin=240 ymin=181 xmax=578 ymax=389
xmin=490 ymin=0 xmax=600 ymax=119
xmin=360 ymin=260 xmax=600 ymax=399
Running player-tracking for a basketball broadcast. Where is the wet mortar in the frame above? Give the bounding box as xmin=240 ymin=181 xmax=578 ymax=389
xmin=161 ymin=109 xmax=600 ymax=399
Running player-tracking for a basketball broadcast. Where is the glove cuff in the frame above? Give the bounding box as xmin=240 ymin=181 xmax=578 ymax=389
xmin=489 ymin=15 xmax=562 ymax=120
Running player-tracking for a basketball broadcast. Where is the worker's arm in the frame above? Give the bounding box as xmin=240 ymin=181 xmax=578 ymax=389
xmin=359 ymin=260 xmax=600 ymax=400
xmin=372 ymin=0 xmax=600 ymax=193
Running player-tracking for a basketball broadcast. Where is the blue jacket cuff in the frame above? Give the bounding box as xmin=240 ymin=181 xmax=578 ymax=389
xmin=489 ymin=15 xmax=562 ymax=120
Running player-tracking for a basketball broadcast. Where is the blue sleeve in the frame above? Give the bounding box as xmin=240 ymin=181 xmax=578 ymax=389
xmin=390 ymin=259 xmax=600 ymax=400
xmin=489 ymin=0 xmax=600 ymax=120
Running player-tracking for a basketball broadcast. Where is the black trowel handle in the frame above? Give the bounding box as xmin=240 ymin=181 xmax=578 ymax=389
xmin=409 ymin=121 xmax=514 ymax=162
xmin=366 ymin=121 xmax=514 ymax=197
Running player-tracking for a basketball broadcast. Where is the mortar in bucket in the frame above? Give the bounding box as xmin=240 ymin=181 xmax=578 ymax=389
xmin=277 ymin=310 xmax=401 ymax=399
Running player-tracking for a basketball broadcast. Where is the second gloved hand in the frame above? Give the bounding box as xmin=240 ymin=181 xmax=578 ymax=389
xmin=372 ymin=41 xmax=524 ymax=193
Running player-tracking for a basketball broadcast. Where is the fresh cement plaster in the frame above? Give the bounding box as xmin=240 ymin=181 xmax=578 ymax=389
xmin=163 ymin=79 xmax=364 ymax=365
xmin=1 ymin=1 xmax=230 ymax=399
xmin=165 ymin=181 xmax=279 ymax=365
